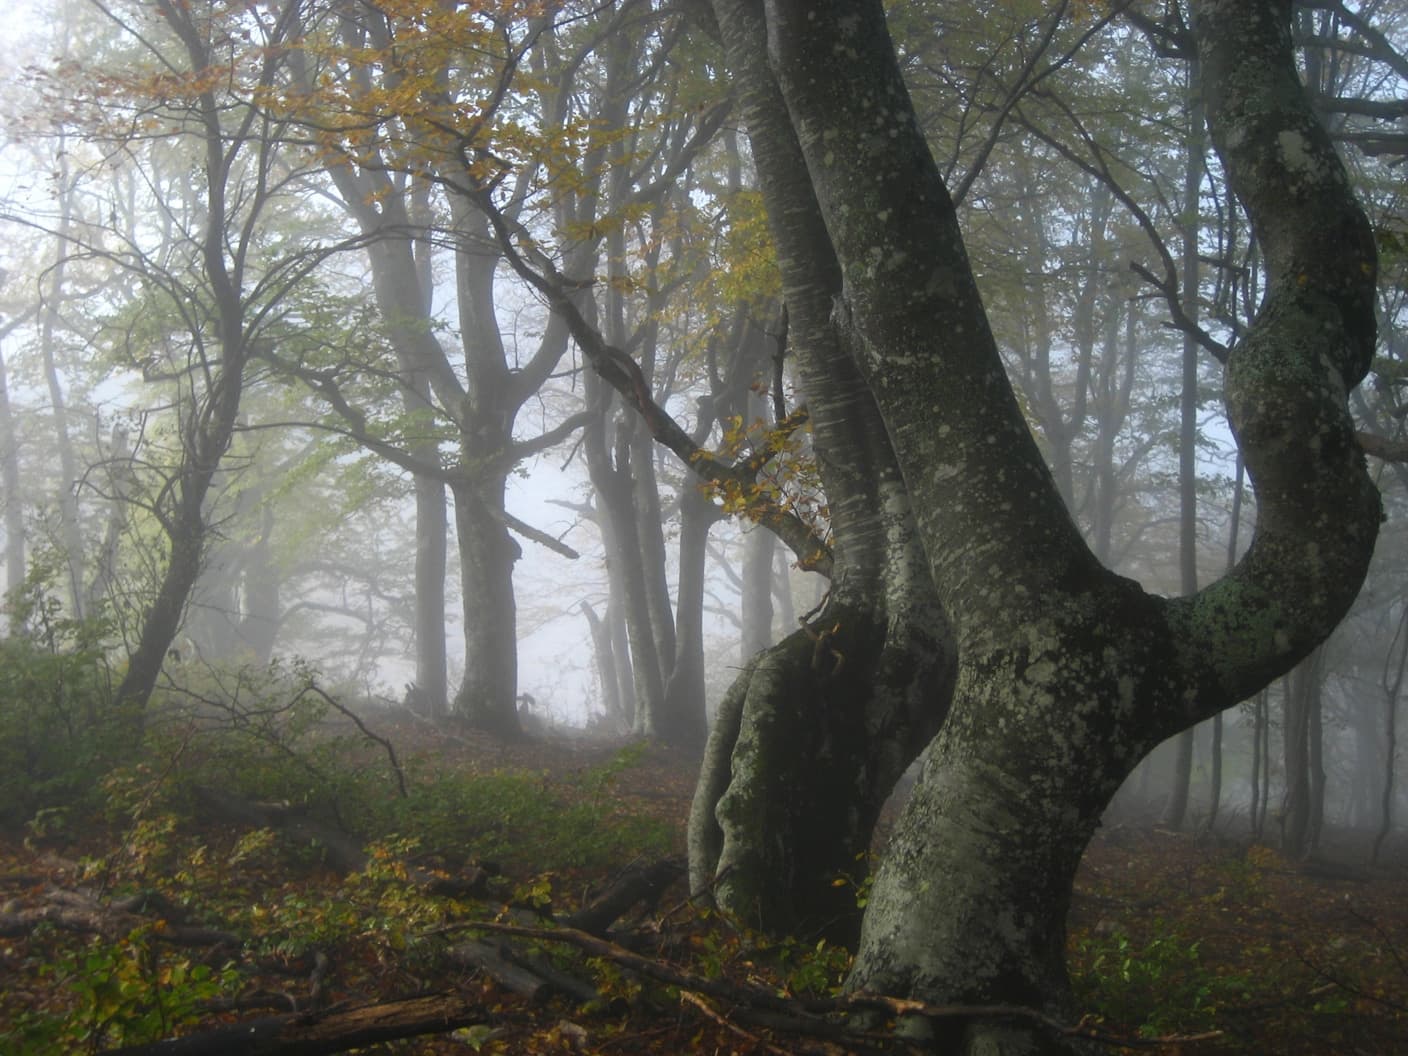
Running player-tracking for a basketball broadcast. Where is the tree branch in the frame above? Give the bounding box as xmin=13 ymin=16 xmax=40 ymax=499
xmin=470 ymin=193 xmax=833 ymax=577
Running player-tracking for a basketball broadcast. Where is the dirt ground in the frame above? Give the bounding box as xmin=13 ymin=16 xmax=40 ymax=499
xmin=2 ymin=712 xmax=1405 ymax=1054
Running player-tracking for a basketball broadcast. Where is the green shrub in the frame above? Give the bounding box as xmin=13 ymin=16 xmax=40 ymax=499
xmin=0 ymin=585 xmax=124 ymax=828
xmin=0 ymin=926 xmax=239 ymax=1054
xmin=370 ymin=766 xmax=674 ymax=872
xmin=1073 ymin=919 xmax=1253 ymax=1037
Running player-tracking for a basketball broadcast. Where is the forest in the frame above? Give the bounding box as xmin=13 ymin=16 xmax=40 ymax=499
xmin=0 ymin=0 xmax=1405 ymax=1053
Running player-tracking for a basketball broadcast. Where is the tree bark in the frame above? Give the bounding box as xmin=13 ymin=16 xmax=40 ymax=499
xmin=693 ymin=0 xmax=953 ymax=945
xmin=0 ymin=336 xmax=25 ymax=622
xmin=38 ymin=138 xmax=87 ymax=620
xmin=112 ymin=0 xmax=308 ymax=722
xmin=660 ymin=479 xmax=716 ymax=750
xmin=1372 ymin=608 xmax=1405 ymax=864
xmin=1164 ymin=44 xmax=1207 ymax=832
xmin=752 ymin=2 xmax=1379 ymax=1051
xmin=581 ymin=600 xmax=624 ymax=727
xmin=449 ymin=477 xmax=522 ymax=738
xmin=1281 ymin=647 xmax=1327 ymax=856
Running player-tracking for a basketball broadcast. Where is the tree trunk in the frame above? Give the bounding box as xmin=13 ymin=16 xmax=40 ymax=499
xmin=585 ymin=400 xmax=667 ymax=735
xmin=411 ymin=468 xmax=449 ymax=717
xmin=1207 ymin=455 xmax=1245 ymax=833
xmin=450 ymin=477 xmax=522 ymax=738
xmin=694 ymin=0 xmax=953 ymax=944
xmin=1307 ymin=656 xmax=1325 ymax=852
xmin=740 ymin=527 xmax=775 ymax=662
xmin=0 ymin=337 xmax=25 ymax=623
xmin=1207 ymin=712 xmax=1223 ymax=833
xmin=752 ymin=3 xmax=1379 ymax=1051
xmin=1372 ymin=609 xmax=1406 ymax=864
xmin=1164 ymin=45 xmax=1207 ymax=833
xmin=1250 ymin=689 xmax=1265 ymax=837
xmin=113 ymin=316 xmax=248 ymax=722
xmin=660 ymin=480 xmax=715 ymax=750
xmin=39 ymin=142 xmax=87 ymax=620
xmin=740 ymin=386 xmax=777 ymax=662
xmin=607 ymin=595 xmax=636 ymax=725
xmin=238 ymin=504 xmax=279 ymax=666
xmin=629 ymin=415 xmax=677 ymax=688
xmin=1283 ymin=659 xmax=1312 ymax=858
xmin=581 ymin=600 xmax=625 ymax=729
xmin=85 ymin=425 xmax=134 ymax=617
xmin=689 ymin=594 xmax=946 ymax=944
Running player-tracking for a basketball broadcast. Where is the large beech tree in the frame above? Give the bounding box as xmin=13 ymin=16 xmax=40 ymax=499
xmin=687 ymin=1 xmax=1381 ymax=1052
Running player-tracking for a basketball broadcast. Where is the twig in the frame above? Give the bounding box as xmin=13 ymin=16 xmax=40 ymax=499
xmin=300 ymin=682 xmax=407 ymax=797
xmin=679 ymin=990 xmax=794 ymax=1056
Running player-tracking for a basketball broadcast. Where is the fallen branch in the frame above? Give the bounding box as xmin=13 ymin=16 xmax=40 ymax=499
xmin=450 ymin=920 xmax=1224 ymax=1050
xmin=680 ymin=990 xmax=796 ymax=1056
xmin=96 ymin=992 xmax=488 ymax=1056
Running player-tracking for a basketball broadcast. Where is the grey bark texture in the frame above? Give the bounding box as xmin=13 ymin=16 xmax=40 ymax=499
xmin=691 ymin=0 xmax=1381 ymax=1051
xmin=691 ymin=0 xmax=953 ymax=945
xmin=0 ymin=339 xmax=25 ymax=616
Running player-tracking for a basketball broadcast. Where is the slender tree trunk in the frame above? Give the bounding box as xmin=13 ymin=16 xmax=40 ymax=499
xmin=1206 ymin=455 xmax=1244 ymax=833
xmin=85 ymin=425 xmax=134 ymax=617
xmin=1282 ymin=660 xmax=1312 ymax=858
xmin=772 ymin=547 xmax=796 ymax=630
xmin=740 ymin=388 xmax=776 ymax=662
xmin=1164 ymin=45 xmax=1207 ymax=832
xmin=581 ymin=600 xmax=624 ymax=728
xmin=660 ymin=481 xmax=716 ymax=749
xmin=1350 ymin=703 xmax=1376 ymax=829
xmin=1250 ymin=689 xmax=1264 ymax=837
xmin=1258 ymin=689 xmax=1272 ymax=837
xmin=237 ymin=504 xmax=279 ymax=665
xmin=1308 ymin=663 xmax=1325 ymax=852
xmin=607 ymin=595 xmax=636 ymax=726
xmin=0 ymin=337 xmax=24 ymax=622
xmin=407 ymin=177 xmax=450 ymax=719
xmin=39 ymin=145 xmax=87 ymax=619
xmin=1373 ymin=608 xmax=1406 ymax=865
xmin=586 ymin=404 xmax=667 ymax=734
xmin=629 ymin=415 xmax=677 ymax=687
xmin=1089 ymin=300 xmax=1134 ymax=567
xmin=740 ymin=526 xmax=775 ymax=661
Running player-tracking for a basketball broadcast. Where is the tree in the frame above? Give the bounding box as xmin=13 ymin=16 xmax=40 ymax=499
xmin=688 ymin=2 xmax=1380 ymax=1051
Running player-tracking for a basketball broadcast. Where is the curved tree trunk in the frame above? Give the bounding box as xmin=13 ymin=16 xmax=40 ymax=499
xmin=692 ymin=0 xmax=954 ymax=946
xmin=690 ymin=590 xmax=948 ymax=944
xmin=752 ymin=3 xmax=1380 ymax=1053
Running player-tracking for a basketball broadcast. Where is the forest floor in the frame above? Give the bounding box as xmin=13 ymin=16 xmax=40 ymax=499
xmin=1 ymin=710 xmax=1405 ymax=1055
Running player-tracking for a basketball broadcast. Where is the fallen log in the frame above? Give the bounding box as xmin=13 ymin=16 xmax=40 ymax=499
xmin=445 ymin=939 xmax=559 ymax=1002
xmin=563 ymin=857 xmax=683 ymax=936
xmin=96 ymin=992 xmax=487 ymax=1056
xmin=0 ymin=889 xmax=239 ymax=946
xmin=191 ymin=786 xmax=368 ymax=874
